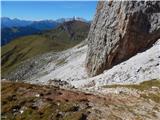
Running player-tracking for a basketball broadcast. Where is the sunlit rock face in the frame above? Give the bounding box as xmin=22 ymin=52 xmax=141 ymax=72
xmin=86 ymin=1 xmax=160 ymax=77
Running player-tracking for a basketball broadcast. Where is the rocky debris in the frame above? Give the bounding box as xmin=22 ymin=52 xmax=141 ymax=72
xmin=47 ymin=79 xmax=73 ymax=88
xmin=86 ymin=1 xmax=160 ymax=77
xmin=71 ymin=40 xmax=160 ymax=88
xmin=5 ymin=51 xmax=59 ymax=81
xmin=5 ymin=41 xmax=88 ymax=82
xmin=33 ymin=44 xmax=88 ymax=83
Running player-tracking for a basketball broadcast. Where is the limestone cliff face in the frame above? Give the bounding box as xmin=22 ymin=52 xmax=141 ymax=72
xmin=86 ymin=1 xmax=160 ymax=77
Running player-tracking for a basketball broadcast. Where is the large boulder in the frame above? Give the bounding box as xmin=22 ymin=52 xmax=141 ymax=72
xmin=86 ymin=1 xmax=160 ymax=77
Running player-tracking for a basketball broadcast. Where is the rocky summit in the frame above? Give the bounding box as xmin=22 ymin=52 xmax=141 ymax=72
xmin=86 ymin=1 xmax=160 ymax=77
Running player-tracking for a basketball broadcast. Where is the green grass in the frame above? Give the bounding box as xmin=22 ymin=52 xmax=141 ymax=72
xmin=140 ymin=93 xmax=160 ymax=103
xmin=56 ymin=58 xmax=67 ymax=66
xmin=104 ymin=79 xmax=160 ymax=91
xmin=43 ymin=20 xmax=89 ymax=43
xmin=104 ymin=79 xmax=160 ymax=103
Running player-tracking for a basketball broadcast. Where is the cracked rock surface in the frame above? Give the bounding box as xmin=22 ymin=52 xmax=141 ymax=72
xmin=86 ymin=1 xmax=160 ymax=77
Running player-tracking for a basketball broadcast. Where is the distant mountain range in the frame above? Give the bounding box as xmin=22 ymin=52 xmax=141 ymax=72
xmin=1 ymin=17 xmax=90 ymax=28
xmin=1 ymin=17 xmax=32 ymax=28
xmin=1 ymin=17 xmax=90 ymax=46
xmin=1 ymin=17 xmax=59 ymax=30
xmin=1 ymin=27 xmax=41 ymax=46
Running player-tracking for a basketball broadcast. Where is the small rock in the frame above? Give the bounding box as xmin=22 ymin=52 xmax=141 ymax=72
xmin=56 ymin=112 xmax=64 ymax=118
xmin=20 ymin=110 xmax=24 ymax=114
xmin=35 ymin=94 xmax=40 ymax=97
xmin=57 ymin=102 xmax=60 ymax=106
xmin=151 ymin=86 xmax=159 ymax=90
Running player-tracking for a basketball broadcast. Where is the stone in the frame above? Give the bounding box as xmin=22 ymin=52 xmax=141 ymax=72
xmin=86 ymin=1 xmax=160 ymax=77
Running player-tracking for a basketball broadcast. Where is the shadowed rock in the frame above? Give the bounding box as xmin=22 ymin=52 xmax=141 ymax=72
xmin=86 ymin=1 xmax=160 ymax=77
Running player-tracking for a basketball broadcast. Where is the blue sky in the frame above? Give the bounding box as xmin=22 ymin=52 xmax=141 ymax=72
xmin=1 ymin=1 xmax=98 ymax=21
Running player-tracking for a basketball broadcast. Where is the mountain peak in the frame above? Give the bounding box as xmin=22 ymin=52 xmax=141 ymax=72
xmin=56 ymin=17 xmax=88 ymax=23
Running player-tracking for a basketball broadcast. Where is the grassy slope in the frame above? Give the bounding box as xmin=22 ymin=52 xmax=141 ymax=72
xmin=43 ymin=20 xmax=89 ymax=43
xmin=1 ymin=20 xmax=90 ymax=76
xmin=104 ymin=79 xmax=160 ymax=103
xmin=2 ymin=80 xmax=160 ymax=120
xmin=104 ymin=79 xmax=160 ymax=90
xmin=1 ymin=81 xmax=90 ymax=120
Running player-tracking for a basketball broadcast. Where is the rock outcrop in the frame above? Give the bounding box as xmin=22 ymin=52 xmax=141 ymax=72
xmin=86 ymin=1 xmax=160 ymax=77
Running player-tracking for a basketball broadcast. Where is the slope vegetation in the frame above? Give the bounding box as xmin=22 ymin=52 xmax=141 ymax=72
xmin=2 ymin=20 xmax=90 ymax=77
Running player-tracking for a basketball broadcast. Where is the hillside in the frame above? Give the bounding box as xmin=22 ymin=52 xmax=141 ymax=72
xmin=1 ymin=27 xmax=41 ymax=46
xmin=28 ymin=20 xmax=59 ymax=31
xmin=43 ymin=20 xmax=90 ymax=42
xmin=5 ymin=39 xmax=159 ymax=86
xmin=1 ymin=20 xmax=90 ymax=77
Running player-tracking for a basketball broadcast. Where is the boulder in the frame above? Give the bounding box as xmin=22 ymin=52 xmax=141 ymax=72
xmin=86 ymin=1 xmax=160 ymax=77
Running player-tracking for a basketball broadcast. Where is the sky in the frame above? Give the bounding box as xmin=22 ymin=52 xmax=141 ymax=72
xmin=1 ymin=1 xmax=98 ymax=21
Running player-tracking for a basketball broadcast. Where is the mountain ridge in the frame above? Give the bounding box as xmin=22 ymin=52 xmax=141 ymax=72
xmin=1 ymin=17 xmax=90 ymax=46
xmin=1 ymin=17 xmax=90 ymax=28
xmin=1 ymin=26 xmax=41 ymax=46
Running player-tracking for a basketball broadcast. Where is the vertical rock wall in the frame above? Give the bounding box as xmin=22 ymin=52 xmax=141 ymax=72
xmin=86 ymin=1 xmax=160 ymax=77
